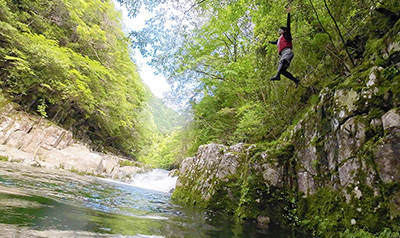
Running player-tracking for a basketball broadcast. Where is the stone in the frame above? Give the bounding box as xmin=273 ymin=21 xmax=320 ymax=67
xmin=371 ymin=118 xmax=382 ymax=127
xmin=261 ymin=162 xmax=282 ymax=187
xmin=339 ymin=158 xmax=360 ymax=187
xmin=100 ymin=155 xmax=120 ymax=174
xmin=331 ymin=117 xmax=340 ymax=132
xmin=111 ymin=166 xmax=142 ymax=180
xmin=257 ymin=216 xmax=270 ymax=228
xmin=382 ymin=109 xmax=400 ymax=130
xmin=0 ymin=103 xmax=146 ymax=180
xmin=374 ymin=132 xmax=400 ymax=184
xmin=298 ymin=171 xmax=316 ymax=195
xmin=29 ymin=160 xmax=41 ymax=167
xmin=175 ymin=143 xmax=247 ymax=204
xmin=338 ymin=118 xmax=366 ymax=163
xmin=334 ymin=89 xmax=359 ymax=120
xmin=0 ymin=145 xmax=34 ymax=164
xmin=179 ymin=157 xmax=195 ymax=176
xmin=324 ymin=135 xmax=338 ymax=171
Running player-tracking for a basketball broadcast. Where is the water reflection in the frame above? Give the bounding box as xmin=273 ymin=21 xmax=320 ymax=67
xmin=0 ymin=162 xmax=296 ymax=237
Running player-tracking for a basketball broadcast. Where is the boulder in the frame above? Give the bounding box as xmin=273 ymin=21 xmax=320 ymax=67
xmin=373 ymin=109 xmax=400 ymax=184
xmin=382 ymin=109 xmax=400 ymax=130
xmin=175 ymin=143 xmax=247 ymax=204
xmin=374 ymin=132 xmax=400 ymax=184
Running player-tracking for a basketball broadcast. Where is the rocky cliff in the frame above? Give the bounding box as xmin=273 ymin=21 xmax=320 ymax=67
xmin=172 ymin=25 xmax=400 ymax=236
xmin=0 ymin=101 xmax=147 ymax=180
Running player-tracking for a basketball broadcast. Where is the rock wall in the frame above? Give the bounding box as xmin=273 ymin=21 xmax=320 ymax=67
xmin=173 ymin=44 xmax=400 ymax=231
xmin=0 ymin=103 xmax=146 ymax=179
xmin=174 ymin=95 xmax=400 ymax=230
xmin=174 ymin=143 xmax=249 ymax=205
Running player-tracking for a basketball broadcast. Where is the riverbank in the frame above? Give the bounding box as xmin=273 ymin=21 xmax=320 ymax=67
xmin=0 ymin=102 xmax=148 ymax=180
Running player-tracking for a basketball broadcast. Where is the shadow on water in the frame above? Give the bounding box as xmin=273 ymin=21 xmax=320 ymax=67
xmin=0 ymin=162 xmax=303 ymax=237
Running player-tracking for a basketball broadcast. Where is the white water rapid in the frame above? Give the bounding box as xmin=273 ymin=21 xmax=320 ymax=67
xmin=129 ymin=169 xmax=178 ymax=193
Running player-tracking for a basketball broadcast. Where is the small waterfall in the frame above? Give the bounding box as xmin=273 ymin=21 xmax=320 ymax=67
xmin=130 ymin=169 xmax=178 ymax=193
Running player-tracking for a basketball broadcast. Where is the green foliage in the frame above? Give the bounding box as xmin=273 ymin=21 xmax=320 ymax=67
xmin=0 ymin=0 xmax=155 ymax=158
xmin=126 ymin=0 xmax=388 ymax=155
xmin=340 ymin=228 xmax=400 ymax=238
xmin=148 ymin=95 xmax=185 ymax=134
xmin=122 ymin=0 xmax=400 ymax=235
xmin=141 ymin=127 xmax=192 ymax=169
xmin=126 ymin=0 xmax=400 ymax=164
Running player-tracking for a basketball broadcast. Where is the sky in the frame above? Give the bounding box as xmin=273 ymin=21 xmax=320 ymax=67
xmin=114 ymin=2 xmax=171 ymax=99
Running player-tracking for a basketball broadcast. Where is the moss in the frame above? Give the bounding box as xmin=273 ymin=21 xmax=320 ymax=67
xmin=369 ymin=107 xmax=385 ymax=119
xmin=298 ymin=188 xmax=348 ymax=237
xmin=309 ymin=94 xmax=320 ymax=106
xmin=388 ymin=191 xmax=400 ymax=219
xmin=296 ymin=134 xmax=400 ymax=237
xmin=234 ymin=145 xmax=297 ymax=226
xmin=234 ymin=171 xmax=294 ymax=226
xmin=339 ymin=228 xmax=400 ymax=238
xmin=357 ymin=140 xmax=378 ymax=167
xmin=382 ymin=66 xmax=399 ymax=80
xmin=173 ymin=140 xmax=298 ymax=228
xmin=172 ymin=183 xmax=210 ymax=209
xmin=0 ymin=155 xmax=9 ymax=161
xmin=118 ymin=160 xmax=141 ymax=167
xmin=0 ymin=93 xmax=11 ymax=110
xmin=380 ymin=183 xmax=400 ymax=220
xmin=310 ymin=136 xmax=320 ymax=147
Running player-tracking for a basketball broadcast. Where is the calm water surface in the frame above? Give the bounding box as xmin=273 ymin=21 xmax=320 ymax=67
xmin=0 ymin=161 xmax=294 ymax=237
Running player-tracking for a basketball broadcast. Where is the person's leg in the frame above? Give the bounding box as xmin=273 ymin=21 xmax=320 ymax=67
xmin=281 ymin=70 xmax=299 ymax=82
xmin=281 ymin=69 xmax=300 ymax=88
xmin=270 ymin=56 xmax=290 ymax=81
xmin=279 ymin=49 xmax=299 ymax=87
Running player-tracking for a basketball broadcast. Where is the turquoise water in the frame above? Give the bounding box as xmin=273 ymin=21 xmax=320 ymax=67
xmin=0 ymin=161 xmax=294 ymax=237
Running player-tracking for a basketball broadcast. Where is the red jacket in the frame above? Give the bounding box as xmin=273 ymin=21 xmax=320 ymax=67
xmin=269 ymin=13 xmax=293 ymax=55
xmin=277 ymin=34 xmax=292 ymax=54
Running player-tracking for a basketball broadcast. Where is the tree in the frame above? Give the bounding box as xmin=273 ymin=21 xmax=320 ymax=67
xmin=0 ymin=0 xmax=155 ymax=158
xmin=117 ymin=0 xmax=398 ymax=159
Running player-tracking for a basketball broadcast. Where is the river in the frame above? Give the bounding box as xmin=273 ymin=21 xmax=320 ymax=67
xmin=0 ymin=161 xmax=294 ymax=237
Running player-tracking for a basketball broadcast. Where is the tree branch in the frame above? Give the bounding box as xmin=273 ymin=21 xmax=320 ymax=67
xmin=323 ymin=0 xmax=355 ymax=67
xmin=193 ymin=69 xmax=224 ymax=80
xmin=184 ymin=0 xmax=207 ymax=15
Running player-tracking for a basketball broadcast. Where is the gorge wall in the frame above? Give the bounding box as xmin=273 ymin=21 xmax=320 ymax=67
xmin=172 ymin=34 xmax=400 ymax=235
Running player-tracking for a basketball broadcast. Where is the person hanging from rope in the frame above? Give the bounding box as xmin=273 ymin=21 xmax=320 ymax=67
xmin=268 ymin=6 xmax=300 ymax=88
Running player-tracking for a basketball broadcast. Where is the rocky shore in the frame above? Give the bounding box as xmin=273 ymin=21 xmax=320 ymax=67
xmin=0 ymin=102 xmax=147 ymax=180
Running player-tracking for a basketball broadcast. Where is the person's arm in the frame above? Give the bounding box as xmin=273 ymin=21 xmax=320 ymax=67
xmin=284 ymin=7 xmax=292 ymax=41
xmin=268 ymin=40 xmax=278 ymax=45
